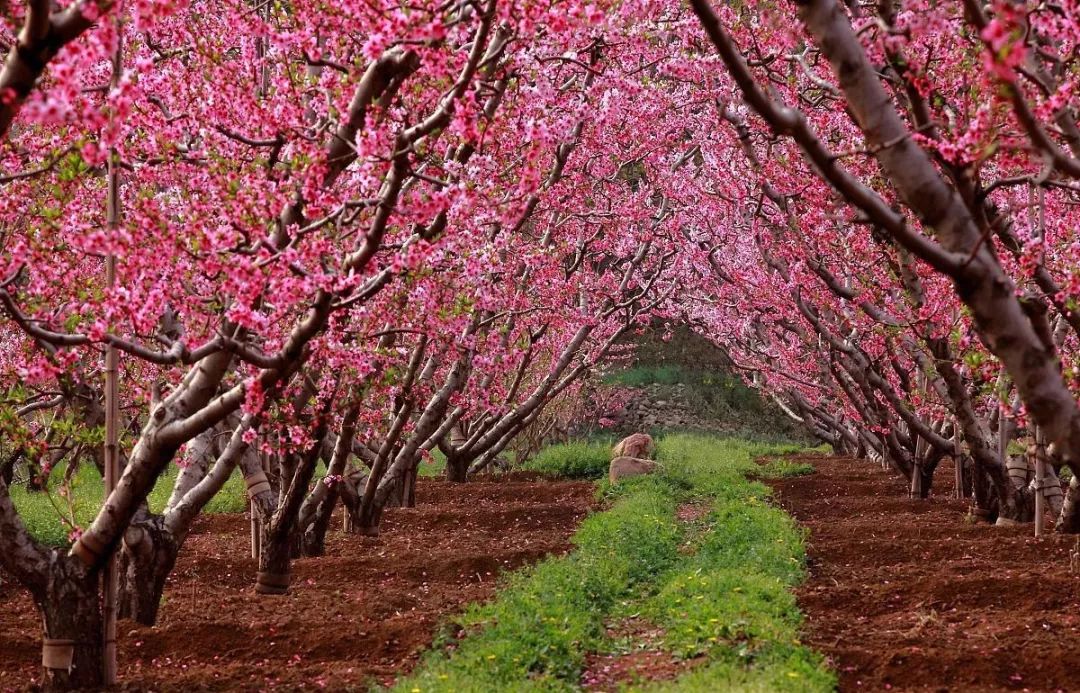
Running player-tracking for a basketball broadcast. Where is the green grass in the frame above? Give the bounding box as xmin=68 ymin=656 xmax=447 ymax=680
xmin=419 ymin=448 xmax=449 ymax=477
xmin=15 ymin=443 xmax=466 ymax=546
xmin=753 ymin=457 xmax=818 ymax=479
xmin=393 ymin=434 xmax=833 ymax=692
xmin=10 ymin=460 xmax=248 ymax=546
xmin=521 ymin=440 xmax=614 ymax=479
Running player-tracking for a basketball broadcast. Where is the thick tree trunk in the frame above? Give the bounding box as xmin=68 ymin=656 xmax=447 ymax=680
xmin=356 ymin=475 xmax=391 ymax=535
xmin=337 ymin=470 xmax=366 ymax=534
xmin=360 ymin=453 xmax=421 ymax=535
xmin=356 ymin=502 xmax=383 ymax=536
xmin=255 ymin=431 xmax=325 ymax=593
xmin=971 ymin=462 xmax=999 ymax=522
xmin=301 ymin=490 xmax=339 ymax=557
xmin=443 ymin=424 xmax=473 ymax=483
xmin=401 ymin=466 xmax=416 ymax=507
xmin=0 ymin=451 xmax=17 ymax=486
xmin=117 ymin=519 xmax=179 ymax=626
xmin=256 ymin=525 xmax=293 ymax=595
xmin=1057 ymin=477 xmax=1080 ymax=532
xmin=912 ymin=446 xmax=946 ymax=499
xmin=956 ymin=454 xmax=973 ymax=498
xmin=40 ymin=559 xmax=104 ymax=691
xmin=301 ymin=406 xmax=359 ymax=556
xmin=380 ymin=466 xmax=417 ymax=508
xmin=25 ymin=456 xmax=45 ymax=492
xmin=445 ymin=453 xmax=469 ymax=483
xmin=912 ymin=461 xmax=936 ymax=499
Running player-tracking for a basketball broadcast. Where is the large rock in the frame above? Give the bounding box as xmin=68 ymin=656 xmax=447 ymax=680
xmin=612 ymin=433 xmax=654 ymax=460
xmin=609 ymin=456 xmax=657 ymax=485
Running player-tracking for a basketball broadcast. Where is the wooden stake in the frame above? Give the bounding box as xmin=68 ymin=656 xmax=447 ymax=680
xmin=252 ymin=450 xmax=268 ymax=560
xmin=248 ymin=20 xmax=270 ymax=563
xmin=953 ymin=427 xmax=964 ymax=500
xmin=997 ymin=401 xmax=1008 ymax=469
xmin=250 ymin=500 xmax=261 ymax=559
xmin=102 ymin=25 xmax=123 ymax=687
xmin=912 ymin=426 xmax=926 ymax=499
xmin=1035 ymin=426 xmax=1046 ymax=538
xmin=910 ymin=376 xmax=925 ymax=499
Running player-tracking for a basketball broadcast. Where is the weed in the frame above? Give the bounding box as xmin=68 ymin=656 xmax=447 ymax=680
xmin=10 ymin=461 xmax=248 ymax=547
xmin=393 ymin=434 xmax=834 ymax=692
xmin=522 ymin=440 xmax=613 ymax=479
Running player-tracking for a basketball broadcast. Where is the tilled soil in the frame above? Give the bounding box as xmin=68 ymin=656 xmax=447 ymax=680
xmin=771 ymin=455 xmax=1080 ymax=692
xmin=0 ymin=474 xmax=596 ymax=691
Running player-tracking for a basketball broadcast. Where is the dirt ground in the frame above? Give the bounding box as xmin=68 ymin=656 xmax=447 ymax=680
xmin=771 ymin=455 xmax=1080 ymax=692
xmin=0 ymin=474 xmax=596 ymax=691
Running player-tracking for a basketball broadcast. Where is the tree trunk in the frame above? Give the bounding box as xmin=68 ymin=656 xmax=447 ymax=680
xmin=445 ymin=453 xmax=469 ymax=483
xmin=388 ymin=464 xmax=419 ymax=507
xmin=255 ymin=421 xmax=327 ymax=593
xmin=301 ymin=407 xmax=359 ymax=556
xmin=337 ymin=471 xmax=365 ymax=534
xmin=356 ymin=502 xmax=383 ymax=536
xmin=25 ymin=456 xmax=45 ymax=492
xmin=256 ymin=525 xmax=293 ymax=595
xmin=956 ymin=454 xmax=973 ymax=498
xmin=1057 ymin=476 xmax=1080 ymax=533
xmin=40 ymin=559 xmax=104 ymax=691
xmin=999 ymin=454 xmax=1036 ymax=524
xmin=302 ymin=490 xmax=339 ymax=557
xmin=0 ymin=451 xmax=17 ymax=486
xmin=916 ymin=447 xmax=945 ymax=499
xmin=401 ymin=466 xmax=417 ymax=507
xmin=913 ymin=462 xmax=937 ymax=499
xmin=358 ymin=456 xmax=422 ymax=535
xmin=971 ymin=462 xmax=998 ymax=522
xmin=117 ymin=518 xmax=179 ymax=626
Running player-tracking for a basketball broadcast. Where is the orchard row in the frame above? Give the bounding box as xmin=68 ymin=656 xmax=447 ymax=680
xmin=2 ymin=0 xmax=1080 ymax=688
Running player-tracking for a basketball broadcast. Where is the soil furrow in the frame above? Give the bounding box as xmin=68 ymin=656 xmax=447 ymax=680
xmin=771 ymin=456 xmax=1080 ymax=692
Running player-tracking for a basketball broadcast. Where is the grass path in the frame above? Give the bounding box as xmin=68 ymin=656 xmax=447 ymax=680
xmin=394 ymin=434 xmax=835 ymax=692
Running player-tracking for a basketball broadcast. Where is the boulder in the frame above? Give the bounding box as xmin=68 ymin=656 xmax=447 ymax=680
xmin=609 ymin=456 xmax=657 ymax=485
xmin=612 ymin=433 xmax=654 ymax=460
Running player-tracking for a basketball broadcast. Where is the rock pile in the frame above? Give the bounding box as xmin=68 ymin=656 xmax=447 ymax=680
xmin=614 ymin=383 xmax=719 ymax=432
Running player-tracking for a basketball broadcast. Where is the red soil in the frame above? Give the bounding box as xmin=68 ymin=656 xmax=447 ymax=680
xmin=771 ymin=455 xmax=1080 ymax=692
xmin=0 ymin=474 xmax=596 ymax=691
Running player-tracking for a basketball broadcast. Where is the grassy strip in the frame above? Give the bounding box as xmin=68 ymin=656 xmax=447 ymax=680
xmin=753 ymin=456 xmax=819 ymax=480
xmin=521 ymin=440 xmax=614 ymax=480
xmin=16 ymin=445 xmax=483 ymax=546
xmin=11 ymin=461 xmax=248 ymax=546
xmin=393 ymin=434 xmax=833 ymax=692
